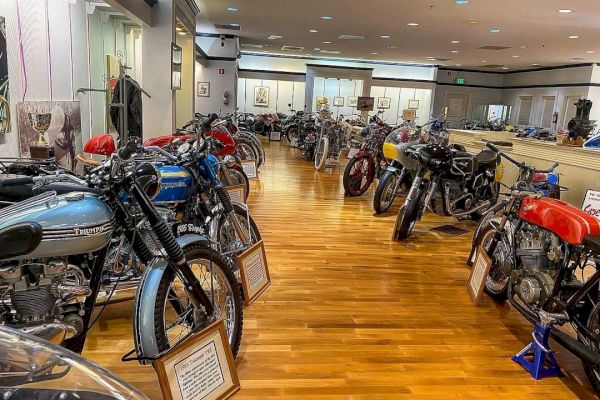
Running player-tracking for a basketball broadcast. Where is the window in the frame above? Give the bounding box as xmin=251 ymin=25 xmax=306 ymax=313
xmin=517 ymin=96 xmax=533 ymax=126
xmin=541 ymin=96 xmax=556 ymax=128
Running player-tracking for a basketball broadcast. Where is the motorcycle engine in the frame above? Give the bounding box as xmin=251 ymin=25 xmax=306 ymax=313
xmin=513 ymin=224 xmax=564 ymax=306
xmin=0 ymin=259 xmax=89 ymax=337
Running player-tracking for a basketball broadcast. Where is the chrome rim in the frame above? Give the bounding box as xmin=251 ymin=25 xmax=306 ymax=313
xmin=162 ymin=257 xmax=237 ymax=346
xmin=481 ymin=227 xmax=511 ymax=293
xmin=381 ymin=175 xmax=399 ymax=209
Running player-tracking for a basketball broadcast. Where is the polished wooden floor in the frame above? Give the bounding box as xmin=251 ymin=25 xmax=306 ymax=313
xmin=84 ymin=141 xmax=598 ymax=399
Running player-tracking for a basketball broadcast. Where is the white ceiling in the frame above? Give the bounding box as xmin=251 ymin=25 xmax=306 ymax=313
xmin=197 ymin=0 xmax=600 ymax=71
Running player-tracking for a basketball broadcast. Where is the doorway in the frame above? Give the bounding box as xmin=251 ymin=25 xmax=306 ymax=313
xmin=445 ymin=93 xmax=469 ymax=122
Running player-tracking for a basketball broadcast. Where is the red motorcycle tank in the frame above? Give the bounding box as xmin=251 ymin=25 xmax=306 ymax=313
xmin=84 ymin=134 xmax=116 ymax=155
xmin=519 ymin=197 xmax=600 ymax=244
xmin=207 ymin=129 xmax=236 ymax=157
xmin=143 ymin=134 xmax=195 ymax=148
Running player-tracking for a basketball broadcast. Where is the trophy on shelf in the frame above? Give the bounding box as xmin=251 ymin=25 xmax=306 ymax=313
xmin=27 ymin=112 xmax=55 ymax=159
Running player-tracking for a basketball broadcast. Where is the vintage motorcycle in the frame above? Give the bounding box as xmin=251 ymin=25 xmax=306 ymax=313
xmin=0 ymin=117 xmax=244 ymax=364
xmin=342 ymin=125 xmax=390 ymax=197
xmin=314 ymin=116 xmax=346 ymax=171
xmin=469 ymin=142 xmax=600 ymax=393
xmin=393 ymin=127 xmax=502 ymax=240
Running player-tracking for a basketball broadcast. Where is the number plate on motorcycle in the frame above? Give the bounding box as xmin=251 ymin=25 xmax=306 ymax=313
xmin=154 ymin=320 xmax=240 ymax=400
xmin=225 ymin=184 xmax=246 ymax=205
xmin=468 ymin=245 xmax=492 ymax=306
xmin=237 ymin=240 xmax=271 ymax=306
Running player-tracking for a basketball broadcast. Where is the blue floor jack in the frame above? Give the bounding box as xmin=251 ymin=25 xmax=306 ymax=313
xmin=512 ymin=311 xmax=564 ymax=380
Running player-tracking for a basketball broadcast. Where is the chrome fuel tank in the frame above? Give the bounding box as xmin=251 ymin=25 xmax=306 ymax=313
xmin=0 ymin=192 xmax=114 ymax=260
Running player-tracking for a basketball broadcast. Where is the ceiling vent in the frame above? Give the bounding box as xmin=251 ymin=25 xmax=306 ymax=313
xmin=241 ymin=43 xmax=263 ymax=49
xmin=433 ymin=57 xmax=452 ymax=62
xmin=478 ymin=45 xmax=512 ymax=51
xmin=214 ymin=23 xmax=240 ymax=31
xmin=338 ymin=35 xmax=366 ymax=40
xmin=320 ymin=50 xmax=341 ymax=54
xmin=281 ymin=45 xmax=304 ymax=52
xmin=480 ymin=64 xmax=505 ymax=69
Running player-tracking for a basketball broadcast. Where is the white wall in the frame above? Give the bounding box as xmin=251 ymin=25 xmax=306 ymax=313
xmin=370 ymin=86 xmax=432 ymax=125
xmin=237 ymin=77 xmax=305 ymax=114
xmin=312 ymin=77 xmax=362 ymax=119
xmin=195 ymin=59 xmax=238 ymax=115
xmin=0 ymin=0 xmax=90 ymax=158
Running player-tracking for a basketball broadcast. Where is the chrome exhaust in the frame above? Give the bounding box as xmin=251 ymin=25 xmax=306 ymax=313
xmin=20 ymin=320 xmax=78 ymax=345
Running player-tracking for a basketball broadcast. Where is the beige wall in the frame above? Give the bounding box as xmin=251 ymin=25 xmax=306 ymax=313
xmin=175 ymin=32 xmax=194 ymax=128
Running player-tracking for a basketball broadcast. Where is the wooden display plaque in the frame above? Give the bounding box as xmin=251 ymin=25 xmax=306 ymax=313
xmin=154 ymin=320 xmax=240 ymax=400
xmin=241 ymin=160 xmax=258 ymax=179
xmin=237 ymin=240 xmax=271 ymax=305
xmin=467 ymin=245 xmax=492 ymax=306
xmin=225 ymin=184 xmax=246 ymax=205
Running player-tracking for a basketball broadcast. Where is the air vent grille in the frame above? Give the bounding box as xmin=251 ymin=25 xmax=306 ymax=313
xmin=282 ymin=46 xmax=304 ymax=52
xmin=241 ymin=43 xmax=263 ymax=49
xmin=478 ymin=45 xmax=512 ymax=51
xmin=215 ymin=23 xmax=240 ymax=31
xmin=338 ymin=35 xmax=366 ymax=40
xmin=481 ymin=64 xmax=505 ymax=69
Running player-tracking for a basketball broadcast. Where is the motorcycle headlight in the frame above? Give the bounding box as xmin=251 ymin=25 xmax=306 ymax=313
xmin=135 ymin=162 xmax=162 ymax=199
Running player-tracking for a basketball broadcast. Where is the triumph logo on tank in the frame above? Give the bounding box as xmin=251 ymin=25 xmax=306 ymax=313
xmin=175 ymin=224 xmax=204 ymax=236
xmin=74 ymin=226 xmax=106 ymax=236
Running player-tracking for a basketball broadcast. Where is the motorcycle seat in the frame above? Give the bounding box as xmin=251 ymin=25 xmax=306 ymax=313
xmin=476 ymin=150 xmax=499 ymax=166
xmin=583 ymin=235 xmax=600 ymax=254
xmin=0 ymin=222 xmax=43 ymax=261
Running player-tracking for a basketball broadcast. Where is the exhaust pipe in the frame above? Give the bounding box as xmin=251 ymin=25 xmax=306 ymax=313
xmin=20 ymin=320 xmax=78 ymax=345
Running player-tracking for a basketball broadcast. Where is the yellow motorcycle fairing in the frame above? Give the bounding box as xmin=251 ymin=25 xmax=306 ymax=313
xmin=382 ymin=142 xmax=398 ymax=161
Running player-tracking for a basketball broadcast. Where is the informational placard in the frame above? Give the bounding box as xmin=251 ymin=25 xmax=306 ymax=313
xmin=241 ymin=159 xmax=258 ymax=179
xmin=467 ymin=246 xmax=492 ymax=306
xmin=582 ymin=189 xmax=600 ymax=220
xmin=347 ymin=147 xmax=360 ymax=159
xmin=154 ymin=320 xmax=240 ymax=400
xmin=270 ymin=131 xmax=281 ymax=141
xmin=237 ymin=240 xmax=271 ymax=305
xmin=225 ymin=184 xmax=246 ymax=205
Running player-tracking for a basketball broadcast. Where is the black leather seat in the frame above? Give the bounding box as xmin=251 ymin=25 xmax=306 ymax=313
xmin=0 ymin=222 xmax=43 ymax=261
xmin=583 ymin=235 xmax=600 ymax=254
xmin=476 ymin=150 xmax=499 ymax=166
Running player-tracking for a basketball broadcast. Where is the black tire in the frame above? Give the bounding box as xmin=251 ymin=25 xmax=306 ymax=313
xmin=216 ymin=203 xmax=262 ymax=259
xmin=394 ymin=187 xmax=425 ymax=240
xmin=479 ymin=222 xmax=510 ymax=301
xmin=580 ymin=307 xmax=600 ymax=393
xmin=343 ymin=155 xmax=374 ymax=197
xmin=286 ymin=126 xmax=299 ymax=145
xmin=237 ymin=138 xmax=260 ymax=165
xmin=222 ymin=166 xmax=250 ymax=201
xmin=153 ymin=244 xmax=243 ymax=358
xmin=373 ymin=171 xmax=400 ymax=214
xmin=240 ymin=132 xmax=265 ymax=168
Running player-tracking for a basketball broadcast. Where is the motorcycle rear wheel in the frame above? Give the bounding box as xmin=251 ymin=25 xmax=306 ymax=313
xmin=343 ymin=155 xmax=374 ymax=197
xmin=315 ymin=136 xmax=329 ymax=171
xmin=580 ymin=306 xmax=600 ymax=393
xmin=479 ymin=222 xmax=510 ymax=301
xmin=153 ymin=244 xmax=243 ymax=358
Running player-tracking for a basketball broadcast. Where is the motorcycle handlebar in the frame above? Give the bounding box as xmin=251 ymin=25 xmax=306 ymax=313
xmin=200 ymin=113 xmax=219 ymax=132
xmin=485 ymin=141 xmax=559 ymax=173
xmin=117 ymin=141 xmax=139 ymax=160
xmin=0 ymin=176 xmax=34 ymax=187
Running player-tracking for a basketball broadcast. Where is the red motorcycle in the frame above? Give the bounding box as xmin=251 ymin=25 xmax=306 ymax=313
xmin=342 ymin=124 xmax=391 ymax=197
xmin=471 ymin=142 xmax=600 ymax=393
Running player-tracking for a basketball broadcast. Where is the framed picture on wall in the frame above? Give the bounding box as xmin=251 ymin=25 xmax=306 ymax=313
xmin=197 ymin=82 xmax=210 ymax=97
xmin=377 ymin=97 xmax=391 ymax=109
xmin=408 ymin=99 xmax=420 ymax=110
xmin=333 ymin=96 xmax=345 ymax=107
xmin=0 ymin=16 xmax=11 ymax=134
xmin=348 ymin=96 xmax=358 ymax=107
xmin=254 ymin=86 xmax=270 ymax=107
xmin=171 ymin=43 xmax=182 ymax=91
xmin=357 ymin=97 xmax=375 ymax=111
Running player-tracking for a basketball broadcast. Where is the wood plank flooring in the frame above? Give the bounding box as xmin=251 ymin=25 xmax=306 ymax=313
xmin=84 ymin=141 xmax=598 ymax=399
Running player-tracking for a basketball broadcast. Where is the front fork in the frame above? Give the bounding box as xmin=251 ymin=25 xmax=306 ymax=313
xmin=214 ymin=184 xmax=251 ymax=245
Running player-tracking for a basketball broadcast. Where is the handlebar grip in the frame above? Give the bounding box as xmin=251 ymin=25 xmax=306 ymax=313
xmin=117 ymin=141 xmax=139 ymax=160
xmin=485 ymin=141 xmax=500 ymax=153
xmin=0 ymin=176 xmax=34 ymax=187
xmin=201 ymin=113 xmax=219 ymax=131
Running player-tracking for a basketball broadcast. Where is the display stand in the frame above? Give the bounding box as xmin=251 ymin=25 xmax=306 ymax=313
xmin=512 ymin=323 xmax=562 ymax=380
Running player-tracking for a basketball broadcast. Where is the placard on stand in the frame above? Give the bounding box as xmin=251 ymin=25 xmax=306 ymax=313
xmin=237 ymin=240 xmax=271 ymax=305
xmin=154 ymin=320 xmax=240 ymax=400
xmin=241 ymin=159 xmax=258 ymax=179
xmin=225 ymin=184 xmax=246 ymax=205
xmin=467 ymin=245 xmax=492 ymax=306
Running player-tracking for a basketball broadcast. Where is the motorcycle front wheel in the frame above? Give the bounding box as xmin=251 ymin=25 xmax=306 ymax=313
xmin=221 ymin=166 xmax=250 ymax=201
xmin=394 ymin=187 xmax=425 ymax=240
xmin=315 ymin=136 xmax=329 ymax=171
xmin=343 ymin=155 xmax=374 ymax=197
xmin=215 ymin=203 xmax=262 ymax=259
xmin=286 ymin=127 xmax=299 ymax=145
xmin=373 ymin=170 xmax=405 ymax=214
xmin=153 ymin=244 xmax=243 ymax=358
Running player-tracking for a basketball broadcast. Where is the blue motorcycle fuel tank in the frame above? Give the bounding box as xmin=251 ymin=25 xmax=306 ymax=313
xmin=153 ymin=165 xmax=193 ymax=204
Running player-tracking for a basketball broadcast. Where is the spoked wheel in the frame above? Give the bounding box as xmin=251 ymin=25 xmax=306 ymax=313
xmin=394 ymin=187 xmax=425 ymax=240
xmin=479 ymin=223 xmax=511 ymax=301
xmin=580 ymin=306 xmax=600 ymax=393
xmin=153 ymin=245 xmax=243 ymax=358
xmin=286 ymin=127 xmax=299 ymax=146
xmin=215 ymin=203 xmax=262 ymax=261
xmin=315 ymin=136 xmax=329 ymax=171
xmin=373 ymin=170 xmax=406 ymax=214
xmin=238 ymin=140 xmax=259 ymax=163
xmin=343 ymin=155 xmax=374 ymax=196
xmin=221 ymin=166 xmax=250 ymax=201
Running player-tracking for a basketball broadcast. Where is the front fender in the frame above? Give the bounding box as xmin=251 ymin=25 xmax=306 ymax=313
xmin=208 ymin=202 xmax=247 ymax=243
xmin=133 ymin=234 xmax=210 ymax=362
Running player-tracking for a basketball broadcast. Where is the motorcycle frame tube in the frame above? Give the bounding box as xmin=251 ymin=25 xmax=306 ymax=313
xmin=133 ymin=234 xmax=211 ymax=362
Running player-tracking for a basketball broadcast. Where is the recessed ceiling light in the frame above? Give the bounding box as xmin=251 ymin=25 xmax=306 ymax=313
xmin=380 ymin=35 xmax=391 ymax=39
xmin=520 ymin=45 xmax=527 ymax=49
xmin=229 ymin=23 xmax=240 ymax=27
xmin=451 ymin=40 xmax=460 ymax=44
xmin=267 ymin=35 xmax=282 ymax=40
xmin=408 ymin=60 xmax=416 ymax=63
xmin=481 ymin=60 xmax=488 ymax=63
xmin=455 ymin=0 xmax=469 ymax=4
xmin=389 ymin=45 xmax=397 ymax=49
xmin=407 ymin=22 xmax=419 ymax=26
xmin=569 ymin=35 xmax=580 ymax=39
xmin=531 ymin=63 xmax=540 ymax=66
xmin=502 ymin=67 xmax=509 ymax=70
xmin=489 ymin=28 xmax=501 ymax=33
xmin=177 ymin=31 xmax=186 ymax=35
xmin=587 ymin=50 xmax=596 ymax=54
xmin=450 ymin=50 xmax=459 ymax=53
xmin=371 ymin=52 xmax=379 ymax=55
xmin=455 ymin=64 xmax=462 ymax=67
xmin=558 ymin=9 xmax=573 ymax=13
xmin=512 ymin=55 xmax=519 ymax=58
xmin=321 ymin=16 xmax=333 ymax=20
xmin=322 ymin=41 xmax=331 ymax=44
xmin=309 ymin=29 xmax=318 ymax=33
xmin=314 ymin=48 xmax=321 ymax=51
xmin=176 ymin=27 xmax=182 ymax=31
xmin=226 ymin=7 xmax=238 ymax=12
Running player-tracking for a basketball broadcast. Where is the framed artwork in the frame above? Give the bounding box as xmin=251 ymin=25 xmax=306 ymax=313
xmin=315 ymin=96 xmax=328 ymax=105
xmin=348 ymin=96 xmax=358 ymax=107
xmin=408 ymin=99 xmax=420 ymax=110
xmin=17 ymin=101 xmax=82 ymax=170
xmin=356 ymin=97 xmax=375 ymax=111
xmin=333 ymin=96 xmax=344 ymax=107
xmin=0 ymin=16 xmax=10 ymax=134
xmin=254 ymin=86 xmax=269 ymax=107
xmin=378 ymin=97 xmax=391 ymax=109
xmin=171 ymin=43 xmax=182 ymax=90
xmin=198 ymin=82 xmax=210 ymax=97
